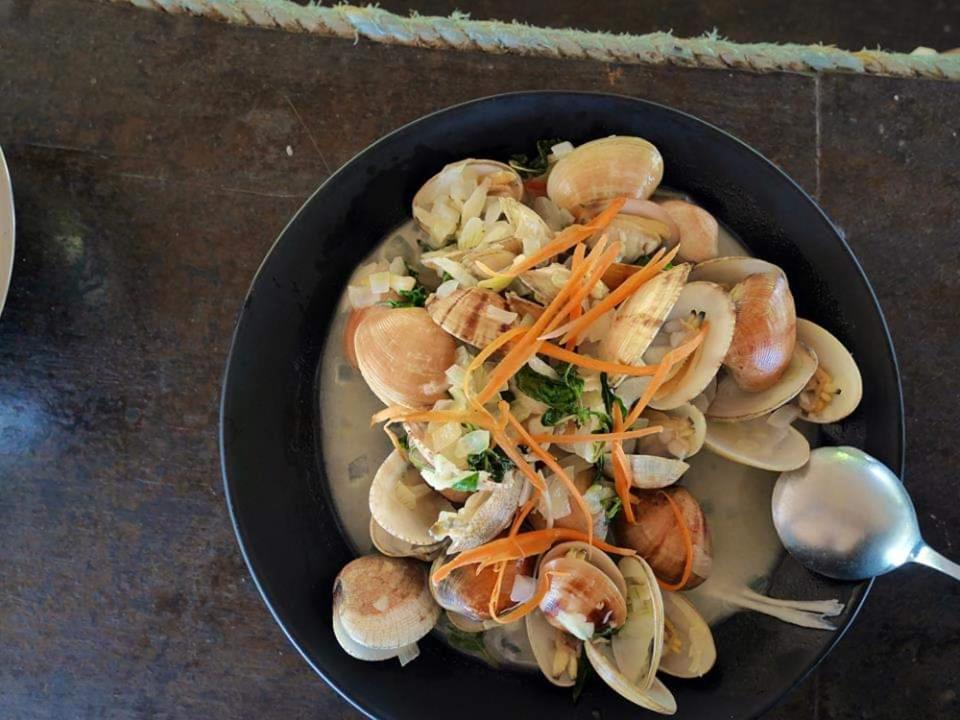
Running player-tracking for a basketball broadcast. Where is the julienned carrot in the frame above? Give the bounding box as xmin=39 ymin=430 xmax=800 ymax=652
xmin=624 ymin=322 xmax=709 ymax=427
xmin=431 ymin=527 xmax=635 ymax=584
xmin=462 ymin=326 xmax=526 ymax=403
xmin=656 ymin=490 xmax=694 ymax=591
xmin=562 ymin=244 xmax=680 ymax=346
xmin=529 ymin=425 xmax=663 ymax=445
xmin=611 ymin=404 xmax=637 ymax=524
xmin=478 ymin=197 xmax=625 ymax=284
xmin=542 ymin=238 xmax=617 ymax=336
xmin=488 ymin=569 xmax=553 ymax=624
xmin=566 ymin=244 xmax=587 ymax=350
xmin=505 ymin=411 xmax=595 ymax=549
xmin=370 ymin=406 xmax=496 ymax=429
xmin=538 ymin=343 xmax=659 ymax=376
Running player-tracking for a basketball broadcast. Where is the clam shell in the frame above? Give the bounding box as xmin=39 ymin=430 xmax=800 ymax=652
xmin=602 ymin=454 xmax=688 ymax=489
xmin=332 ymin=610 xmax=403 ymax=661
xmin=612 ymin=556 xmax=665 ymax=692
xmin=333 ymin=555 xmax=440 ymax=649
xmin=659 ymin=592 xmax=716 ymax=678
xmin=687 ymin=255 xmax=782 ymax=286
xmin=724 ymin=271 xmax=797 ymax=391
xmin=649 ymin=281 xmax=737 ymax=410
xmin=354 ymin=307 xmax=456 ymax=408
xmin=369 ymin=517 xmax=444 ymax=561
xmin=547 ymin=136 xmax=664 ymax=211
xmin=541 ymin=540 xmax=628 ymax=599
xmin=795 ymin=318 xmax=863 ymax=423
xmin=583 ymin=654 xmax=677 ymax=716
xmin=615 ymin=487 xmax=712 ymax=590
xmin=601 ymin=261 xmax=644 ymax=291
xmin=505 ymin=292 xmax=545 ymax=322
xmin=431 ymin=469 xmax=523 ymax=553
xmin=430 ymin=554 xmax=535 ymax=621
xmin=445 ymin=610 xmax=498 ymax=633
xmin=704 ymin=414 xmax=810 ymax=471
xmin=518 ymin=264 xmax=572 ymax=305
xmin=636 ymin=404 xmax=707 ymax=460
xmin=708 ymin=343 xmax=819 ymax=421
xmin=369 ymin=450 xmax=454 ymax=546
xmin=658 ymin=199 xmax=719 ymax=263
xmin=538 ymin=557 xmax=628 ymax=640
xmin=599 ymin=264 xmax=690 ymax=374
xmin=604 ymin=214 xmax=667 ymax=262
xmin=526 ymin=609 xmax=581 ymax=687
xmin=426 ymin=286 xmax=517 ymax=348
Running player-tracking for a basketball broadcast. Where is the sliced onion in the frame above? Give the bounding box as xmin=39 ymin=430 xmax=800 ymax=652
xmin=550 ymin=140 xmax=575 ymax=158
xmin=526 ymin=355 xmax=559 ymax=379
xmin=458 ymin=216 xmax=485 ymax=250
xmin=397 ymin=643 xmax=420 ymax=667
xmin=368 ymin=271 xmax=392 ymax=294
xmin=485 ymin=305 xmax=518 ymax=325
xmin=391 ymin=274 xmax=416 ymax=292
xmin=436 ymin=279 xmax=460 ymax=298
xmin=456 ymin=429 xmax=490 ymax=456
xmin=509 ymin=574 xmax=537 ymax=603
xmin=388 ymin=256 xmax=407 ymax=276
xmin=347 ymin=284 xmax=379 ymax=309
xmin=430 ymin=258 xmax=478 ymax=287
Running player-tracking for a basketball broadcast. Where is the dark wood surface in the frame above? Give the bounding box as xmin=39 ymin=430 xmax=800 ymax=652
xmin=1 ymin=2 xmax=958 ymax=719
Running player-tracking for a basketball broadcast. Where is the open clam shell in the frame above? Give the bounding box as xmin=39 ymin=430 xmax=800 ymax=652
xmin=369 ymin=450 xmax=454 ymax=546
xmin=637 ymin=404 xmax=707 ymax=460
xmin=687 ymin=255 xmax=782 ymax=286
xmin=602 ymin=454 xmax=688 ymax=489
xmin=538 ymin=556 xmax=628 ymax=640
xmin=333 ymin=555 xmax=440 ymax=650
xmin=658 ymin=199 xmax=719 ymax=263
xmin=648 ymin=281 xmax=737 ymax=410
xmin=704 ymin=413 xmax=810 ymax=471
xmin=526 ymin=609 xmax=582 ymax=687
xmin=599 ymin=264 xmax=689 ymax=375
xmin=354 ymin=307 xmax=456 ymax=408
xmin=547 ymin=136 xmax=664 ymax=211
xmin=426 ymin=286 xmax=519 ymax=348
xmin=659 ymin=591 xmax=717 ymax=678
xmin=707 ymin=343 xmax=819 ymax=421
xmin=369 ymin=517 xmax=444 ymax=561
xmin=541 ymin=540 xmax=628 ymax=599
xmin=518 ymin=263 xmax=573 ymax=305
xmin=796 ymin=318 xmax=863 ymax=423
xmin=445 ymin=609 xmax=499 ymax=633
xmin=431 ymin=469 xmax=523 ymax=553
xmin=430 ymin=554 xmax=535 ymax=621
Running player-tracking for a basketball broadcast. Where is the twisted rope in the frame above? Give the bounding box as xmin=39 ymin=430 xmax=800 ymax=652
xmin=113 ymin=0 xmax=960 ymax=80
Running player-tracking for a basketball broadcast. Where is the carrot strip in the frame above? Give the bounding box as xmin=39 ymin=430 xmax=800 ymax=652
xmin=510 ymin=497 xmax=539 ymax=536
xmin=656 ymin=491 xmax=694 ymax=591
xmin=562 ymin=245 xmax=680 ymax=346
xmin=481 ymin=197 xmax=625 ymax=283
xmin=565 ymin=244 xmax=587 ymax=350
xmin=431 ymin=528 xmax=634 ymax=584
xmin=538 ymin=342 xmax=659 ymax=376
xmin=488 ymin=560 xmax=509 ymax=620
xmin=623 ymin=322 xmax=709 ymax=427
xmin=611 ymin=404 xmax=637 ymax=524
xmin=370 ymin=406 xmax=496 ymax=429
xmin=488 ymin=570 xmax=552 ymax=624
xmin=462 ymin=326 xmax=527 ymax=402
xmin=528 ymin=425 xmax=663 ymax=444
xmin=505 ymin=411 xmax=595 ymax=549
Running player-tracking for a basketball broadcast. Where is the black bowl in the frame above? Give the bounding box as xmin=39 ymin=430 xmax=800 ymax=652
xmin=220 ymin=92 xmax=903 ymax=719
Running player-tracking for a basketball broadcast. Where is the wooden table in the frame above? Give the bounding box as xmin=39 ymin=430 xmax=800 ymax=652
xmin=1 ymin=2 xmax=958 ymax=718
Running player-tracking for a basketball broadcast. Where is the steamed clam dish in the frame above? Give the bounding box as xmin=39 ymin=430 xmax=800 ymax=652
xmin=324 ymin=137 xmax=864 ymax=712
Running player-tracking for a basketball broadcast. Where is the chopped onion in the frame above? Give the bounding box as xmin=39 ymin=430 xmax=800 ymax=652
xmin=459 ymin=216 xmax=485 ymax=250
xmin=389 ymin=256 xmax=407 ymax=276
xmin=485 ymin=305 xmax=518 ymax=324
xmin=391 ymin=274 xmax=416 ymax=292
xmin=368 ymin=271 xmax=392 ymax=294
xmin=480 ymin=222 xmax=512 ymax=246
xmin=483 ymin=197 xmax=503 ymax=225
xmin=430 ymin=258 xmax=478 ymax=287
xmin=428 ymin=421 xmax=462 ymax=451
xmin=521 ymin=235 xmax=541 ymax=257
xmin=551 ymin=140 xmax=575 ymax=157
xmin=509 ymin=575 xmax=537 ymax=603
xmin=347 ymin=284 xmax=379 ymax=309
xmin=767 ymin=404 xmax=802 ymax=428
xmin=436 ymin=278 xmax=460 ymax=298
xmin=397 ymin=643 xmax=420 ymax=666
xmin=456 ymin=429 xmax=491 ymax=456
xmin=461 ymin=178 xmax=490 ymax=225
xmin=445 ymin=363 xmax=467 ymax=387
xmin=526 ymin=355 xmax=559 ymax=379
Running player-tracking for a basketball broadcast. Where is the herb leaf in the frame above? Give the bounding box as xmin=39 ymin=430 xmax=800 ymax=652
xmin=516 ymin=362 xmax=583 ymax=413
xmin=467 ymin=446 xmax=513 ymax=482
xmin=600 ymin=372 xmax=628 ymax=420
xmin=604 ymin=496 xmax=623 ymax=520
xmin=386 ymin=284 xmax=429 ymax=308
xmin=509 ymin=138 xmax=563 ymax=178
xmin=445 ymin=626 xmax=496 ymax=666
xmin=572 ymin=646 xmax=592 ymax=703
xmin=451 ymin=471 xmax=480 ymax=492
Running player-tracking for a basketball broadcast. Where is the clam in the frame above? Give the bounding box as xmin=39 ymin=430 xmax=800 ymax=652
xmin=501 ymin=196 xmax=554 ymax=255
xmin=584 ymin=556 xmax=675 ymax=714
xmin=413 ymin=159 xmax=522 ymax=248
xmin=426 ymin=286 xmax=519 ymax=349
xmin=636 ymin=404 xmax=707 ymax=460
xmin=603 ymin=213 xmax=668 ymax=263
xmin=795 ymin=318 xmax=863 ymax=423
xmin=370 ymin=517 xmax=445 ymax=561
xmin=369 ymin=450 xmax=454 ymax=547
xmin=707 ymin=343 xmax=819 ymax=421
xmin=445 ymin=609 xmax=498 ymax=633
xmin=541 ymin=540 xmax=629 ymax=600
xmin=704 ymin=413 xmax=810 ymax=471
xmin=658 ymin=199 xmax=719 ymax=263
xmin=659 ymin=591 xmax=716 ymax=678
xmin=430 ymin=469 xmax=523 ymax=553
xmin=333 ymin=555 xmax=440 ymax=650
xmin=354 ymin=307 xmax=456 ymax=408
xmin=647 ymin=281 xmax=737 ymax=410
xmin=687 ymin=255 xmax=782 ymax=286
xmin=538 ymin=556 xmax=628 ymax=640
xmin=430 ymin=554 xmax=536 ymax=621
xmin=526 ymin=608 xmax=582 ymax=687
xmin=601 ymin=261 xmax=645 ymax=291
xmin=547 ymin=136 xmax=664 ymax=211
xmin=332 ymin=608 xmax=406 ymax=661
xmin=599 ymin=264 xmax=690 ymax=374
xmin=518 ymin=263 xmax=600 ymax=305
xmin=603 ymin=454 xmax=688 ymax=489
xmin=615 ymin=487 xmax=712 ymax=590
xmin=724 ymin=271 xmax=797 ymax=391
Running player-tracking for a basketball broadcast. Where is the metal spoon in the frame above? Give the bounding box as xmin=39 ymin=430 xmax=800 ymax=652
xmin=772 ymin=446 xmax=960 ymax=582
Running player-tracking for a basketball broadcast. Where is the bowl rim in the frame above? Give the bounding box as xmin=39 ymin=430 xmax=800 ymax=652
xmin=219 ymin=90 xmax=905 ymax=720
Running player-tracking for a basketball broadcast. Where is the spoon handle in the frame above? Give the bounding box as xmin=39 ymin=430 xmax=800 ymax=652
xmin=911 ymin=544 xmax=960 ymax=582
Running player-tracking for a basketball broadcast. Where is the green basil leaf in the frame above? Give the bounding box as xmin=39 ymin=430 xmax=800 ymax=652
xmin=451 ymin=471 xmax=480 ymax=492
